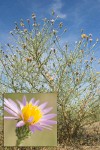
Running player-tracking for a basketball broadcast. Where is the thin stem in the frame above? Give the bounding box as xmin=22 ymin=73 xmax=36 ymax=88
xmin=16 ymin=138 xmax=23 ymax=146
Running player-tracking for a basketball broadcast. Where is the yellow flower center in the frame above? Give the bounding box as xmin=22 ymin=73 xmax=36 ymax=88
xmin=22 ymin=103 xmax=42 ymax=124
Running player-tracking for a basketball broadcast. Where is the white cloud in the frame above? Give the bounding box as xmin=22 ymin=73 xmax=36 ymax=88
xmin=52 ymin=0 xmax=67 ymax=19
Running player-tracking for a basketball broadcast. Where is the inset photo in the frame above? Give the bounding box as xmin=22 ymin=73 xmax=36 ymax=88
xmin=4 ymin=93 xmax=57 ymax=146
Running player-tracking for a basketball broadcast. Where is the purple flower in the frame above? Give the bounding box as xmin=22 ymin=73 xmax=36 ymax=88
xmin=4 ymin=96 xmax=57 ymax=133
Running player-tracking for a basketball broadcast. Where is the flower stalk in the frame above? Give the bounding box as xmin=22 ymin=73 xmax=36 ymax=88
xmin=16 ymin=123 xmax=31 ymax=146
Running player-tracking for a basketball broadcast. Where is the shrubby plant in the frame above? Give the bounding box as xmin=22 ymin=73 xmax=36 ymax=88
xmin=0 ymin=11 xmax=100 ymax=148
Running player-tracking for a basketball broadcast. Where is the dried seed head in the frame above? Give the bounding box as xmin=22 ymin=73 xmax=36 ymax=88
xmin=53 ymin=48 xmax=56 ymax=53
xmin=81 ymin=34 xmax=88 ymax=39
xmin=80 ymin=49 xmax=84 ymax=53
xmin=24 ymin=29 xmax=28 ymax=33
xmin=32 ymin=13 xmax=36 ymax=19
xmin=89 ymin=38 xmax=93 ymax=42
xmin=15 ymin=26 xmax=19 ymax=30
xmin=26 ymin=57 xmax=32 ymax=62
xmin=76 ymin=72 xmax=79 ymax=75
xmin=51 ymin=48 xmax=56 ymax=53
xmin=76 ymin=78 xmax=79 ymax=82
xmin=53 ymin=29 xmax=57 ymax=35
xmin=91 ymin=57 xmax=93 ymax=61
xmin=50 ymin=19 xmax=55 ymax=25
xmin=22 ymin=44 xmax=27 ymax=49
xmin=59 ymin=22 xmax=63 ymax=28
xmin=86 ymin=64 xmax=89 ymax=68
xmin=5 ymin=55 xmax=8 ymax=58
xmin=20 ymin=22 xmax=24 ymax=27
xmin=46 ymin=73 xmax=49 ymax=77
xmin=49 ymin=77 xmax=54 ymax=81
xmin=33 ymin=23 xmax=37 ymax=27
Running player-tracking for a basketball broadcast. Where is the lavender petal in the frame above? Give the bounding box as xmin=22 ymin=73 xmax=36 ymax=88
xmin=17 ymin=100 xmax=24 ymax=109
xmin=39 ymin=102 xmax=48 ymax=110
xmin=4 ymin=106 xmax=19 ymax=117
xmin=29 ymin=125 xmax=35 ymax=133
xmin=4 ymin=98 xmax=20 ymax=114
xmin=40 ymin=120 xmax=57 ymax=125
xmin=4 ymin=116 xmax=19 ymax=120
xmin=16 ymin=120 xmax=25 ymax=127
xmin=34 ymin=100 xmax=40 ymax=106
xmin=42 ymin=107 xmax=53 ymax=114
xmin=43 ymin=114 xmax=57 ymax=119
xmin=27 ymin=116 xmax=34 ymax=123
xmin=22 ymin=96 xmax=27 ymax=106
xmin=29 ymin=98 xmax=35 ymax=105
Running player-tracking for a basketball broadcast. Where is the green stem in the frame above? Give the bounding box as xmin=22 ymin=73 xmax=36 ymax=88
xmin=15 ymin=124 xmax=32 ymax=146
xmin=16 ymin=138 xmax=23 ymax=146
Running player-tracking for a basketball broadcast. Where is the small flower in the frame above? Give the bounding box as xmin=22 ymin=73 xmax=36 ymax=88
xmin=50 ymin=19 xmax=55 ymax=25
xmin=81 ymin=34 xmax=87 ymax=39
xmin=89 ymin=38 xmax=93 ymax=42
xmin=4 ymin=96 xmax=57 ymax=132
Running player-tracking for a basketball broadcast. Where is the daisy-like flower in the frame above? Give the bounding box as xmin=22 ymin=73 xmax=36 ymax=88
xmin=4 ymin=96 xmax=57 ymax=133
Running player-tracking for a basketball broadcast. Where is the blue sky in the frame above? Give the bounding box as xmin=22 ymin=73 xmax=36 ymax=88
xmin=0 ymin=0 xmax=100 ymax=70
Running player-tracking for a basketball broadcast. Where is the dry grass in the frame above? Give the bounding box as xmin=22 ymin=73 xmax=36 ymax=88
xmin=0 ymin=121 xmax=100 ymax=150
